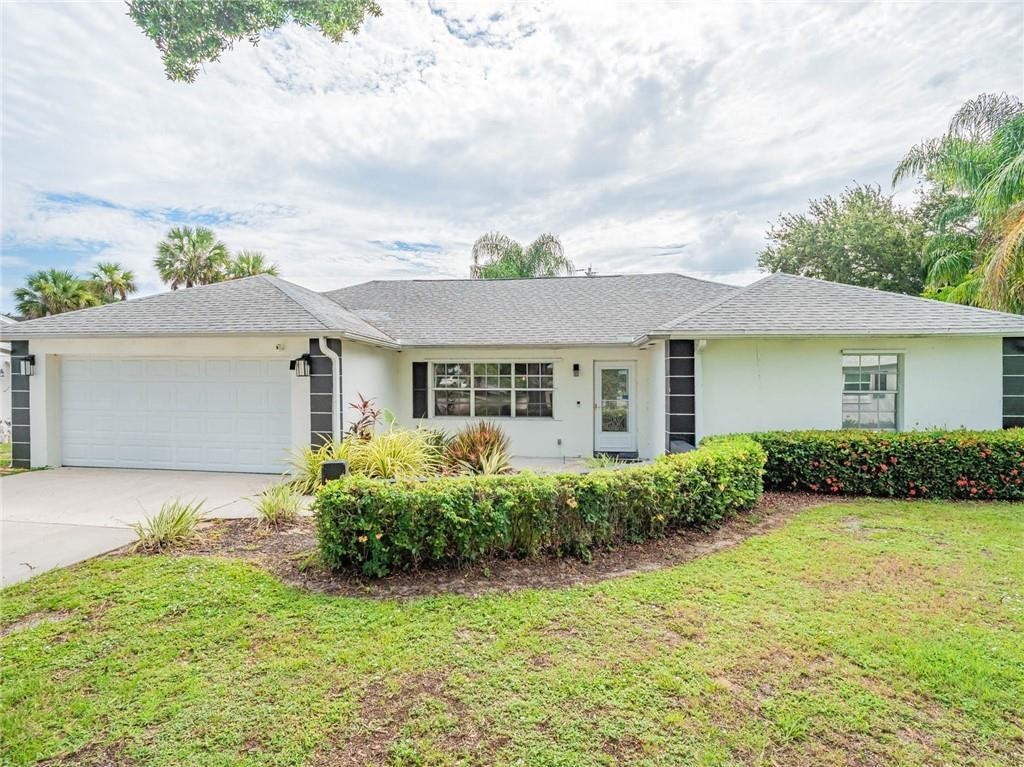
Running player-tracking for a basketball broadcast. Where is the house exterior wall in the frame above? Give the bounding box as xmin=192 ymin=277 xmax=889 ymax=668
xmin=697 ymin=335 xmax=1002 ymax=438
xmin=339 ymin=342 xmax=401 ymax=433
xmin=22 ymin=336 xmax=312 ymax=469
xmin=387 ymin=345 xmax=664 ymax=459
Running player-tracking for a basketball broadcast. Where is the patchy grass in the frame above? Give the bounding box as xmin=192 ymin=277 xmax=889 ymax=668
xmin=2 ymin=500 xmax=1022 ymax=766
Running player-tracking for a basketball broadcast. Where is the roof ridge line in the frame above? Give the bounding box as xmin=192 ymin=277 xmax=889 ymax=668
xmin=659 ymin=273 xmax=775 ymax=330
xmin=259 ymin=276 xmax=333 ymax=330
xmin=267 ymin=276 xmax=398 ymax=343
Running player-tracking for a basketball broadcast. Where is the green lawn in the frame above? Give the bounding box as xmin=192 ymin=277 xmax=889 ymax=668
xmin=2 ymin=500 xmax=1022 ymax=766
xmin=0 ymin=441 xmax=11 ymax=468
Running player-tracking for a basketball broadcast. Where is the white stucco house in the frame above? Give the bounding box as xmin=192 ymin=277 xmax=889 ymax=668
xmin=2 ymin=272 xmax=1022 ymax=473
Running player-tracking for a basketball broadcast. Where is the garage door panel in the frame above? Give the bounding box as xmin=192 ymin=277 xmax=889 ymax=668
xmin=62 ymin=356 xmax=291 ymax=474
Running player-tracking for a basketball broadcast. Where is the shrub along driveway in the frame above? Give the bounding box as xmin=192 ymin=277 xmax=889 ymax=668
xmin=0 ymin=468 xmax=277 ymax=586
xmin=2 ymin=499 xmax=1021 ymax=766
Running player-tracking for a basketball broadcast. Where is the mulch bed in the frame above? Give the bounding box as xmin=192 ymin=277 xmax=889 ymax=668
xmin=156 ymin=491 xmax=842 ymax=599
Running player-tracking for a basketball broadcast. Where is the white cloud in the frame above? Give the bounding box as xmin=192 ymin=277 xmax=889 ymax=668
xmin=1 ymin=0 xmax=1021 ymax=310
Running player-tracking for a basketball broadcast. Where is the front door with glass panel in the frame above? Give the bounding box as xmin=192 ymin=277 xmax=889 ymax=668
xmin=594 ymin=362 xmax=637 ymax=454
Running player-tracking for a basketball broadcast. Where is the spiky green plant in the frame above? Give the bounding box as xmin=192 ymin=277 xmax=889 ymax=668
xmin=446 ymin=421 xmax=512 ymax=475
xmin=345 ymin=429 xmax=441 ymax=479
xmin=252 ymin=484 xmax=303 ymax=528
xmin=130 ymin=498 xmax=205 ymax=552
xmin=286 ymin=439 xmax=349 ymax=495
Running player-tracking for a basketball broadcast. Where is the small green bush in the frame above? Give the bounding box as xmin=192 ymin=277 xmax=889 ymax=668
xmin=742 ymin=429 xmax=1024 ymax=500
xmin=253 ymin=483 xmax=303 ymax=528
xmin=316 ymin=436 xmax=765 ymax=576
xmin=131 ymin=498 xmax=205 ymax=552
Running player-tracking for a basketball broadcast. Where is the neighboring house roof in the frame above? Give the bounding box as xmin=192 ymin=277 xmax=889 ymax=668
xmin=324 ymin=273 xmax=739 ymax=346
xmin=2 ymin=270 xmax=1021 ymax=346
xmin=0 ymin=275 xmax=397 ymax=345
xmin=657 ymin=273 xmax=1024 ymax=337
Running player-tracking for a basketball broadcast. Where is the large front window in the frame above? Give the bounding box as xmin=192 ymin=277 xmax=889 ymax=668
xmin=433 ymin=362 xmax=553 ymax=417
xmin=842 ymin=353 xmax=900 ymax=430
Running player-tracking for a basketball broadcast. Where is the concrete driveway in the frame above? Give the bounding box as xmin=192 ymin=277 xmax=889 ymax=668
xmin=1 ymin=468 xmax=279 ymax=587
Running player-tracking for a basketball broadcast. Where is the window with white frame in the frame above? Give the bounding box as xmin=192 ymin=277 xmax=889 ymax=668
xmin=842 ymin=353 xmax=900 ymax=430
xmin=433 ymin=362 xmax=553 ymax=417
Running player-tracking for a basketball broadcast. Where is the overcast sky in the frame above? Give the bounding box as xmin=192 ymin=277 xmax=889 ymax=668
xmin=2 ymin=1 xmax=1022 ymax=311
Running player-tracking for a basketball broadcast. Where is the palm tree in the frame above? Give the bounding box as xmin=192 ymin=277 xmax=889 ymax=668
xmin=894 ymin=92 xmax=1024 ymax=312
xmin=13 ymin=269 xmax=102 ymax=318
xmin=154 ymin=226 xmax=231 ymax=289
xmin=89 ymin=261 xmax=138 ymax=303
xmin=228 ymin=250 xmax=280 ymax=279
xmin=470 ymin=232 xmax=575 ymax=279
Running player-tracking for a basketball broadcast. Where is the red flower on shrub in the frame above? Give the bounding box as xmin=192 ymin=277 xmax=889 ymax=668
xmin=890 ymin=456 xmax=898 ymax=464
xmin=908 ymin=488 xmax=917 ymax=497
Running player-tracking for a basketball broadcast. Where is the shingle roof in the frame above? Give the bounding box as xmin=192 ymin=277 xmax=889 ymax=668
xmin=659 ymin=273 xmax=1024 ymax=337
xmin=4 ymin=271 xmax=1021 ymax=346
xmin=0 ymin=275 xmax=397 ymax=344
xmin=323 ymin=273 xmax=738 ymax=346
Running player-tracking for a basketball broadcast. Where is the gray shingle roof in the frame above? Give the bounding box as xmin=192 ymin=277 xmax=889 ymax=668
xmin=0 ymin=275 xmax=397 ymax=344
xmin=659 ymin=273 xmax=1024 ymax=336
xmin=4 ymin=270 xmax=1021 ymax=345
xmin=323 ymin=273 xmax=738 ymax=346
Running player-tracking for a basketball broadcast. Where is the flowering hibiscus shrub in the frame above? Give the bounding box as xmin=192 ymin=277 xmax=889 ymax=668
xmin=746 ymin=430 xmax=1024 ymax=500
xmin=316 ymin=436 xmax=765 ymax=576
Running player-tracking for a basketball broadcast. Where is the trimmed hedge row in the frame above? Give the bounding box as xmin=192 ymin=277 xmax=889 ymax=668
xmin=316 ymin=435 xmax=765 ymax=576
xmin=744 ymin=429 xmax=1024 ymax=500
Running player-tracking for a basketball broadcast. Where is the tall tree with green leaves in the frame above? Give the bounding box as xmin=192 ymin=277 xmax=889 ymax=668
xmin=89 ymin=262 xmax=138 ymax=303
xmin=757 ymin=184 xmax=925 ymax=295
xmin=154 ymin=226 xmax=231 ymax=289
xmin=893 ymin=92 xmax=1024 ymax=312
xmin=470 ymin=233 xmax=575 ymax=279
xmin=14 ymin=269 xmax=102 ymax=319
xmin=228 ymin=250 xmax=280 ymax=278
xmin=127 ymin=0 xmax=382 ymax=83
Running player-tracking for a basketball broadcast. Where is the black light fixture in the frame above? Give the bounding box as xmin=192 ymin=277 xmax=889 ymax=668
xmin=572 ymin=363 xmax=580 ymax=377
xmin=289 ymin=354 xmax=312 ymax=377
xmin=18 ymin=355 xmax=35 ymax=377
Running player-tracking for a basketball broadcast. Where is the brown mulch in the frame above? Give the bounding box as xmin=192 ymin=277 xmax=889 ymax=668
xmin=163 ymin=492 xmax=840 ymax=599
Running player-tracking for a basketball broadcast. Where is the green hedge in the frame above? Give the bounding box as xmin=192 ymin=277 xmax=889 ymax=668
xmin=745 ymin=429 xmax=1024 ymax=501
xmin=316 ymin=435 xmax=765 ymax=576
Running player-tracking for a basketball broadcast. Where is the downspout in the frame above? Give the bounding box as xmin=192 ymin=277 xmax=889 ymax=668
xmin=318 ymin=337 xmax=342 ymax=443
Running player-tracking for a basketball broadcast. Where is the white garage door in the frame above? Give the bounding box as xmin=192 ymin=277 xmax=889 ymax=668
xmin=61 ymin=357 xmax=291 ymax=474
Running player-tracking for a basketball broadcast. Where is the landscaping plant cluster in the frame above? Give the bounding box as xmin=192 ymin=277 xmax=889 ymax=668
xmin=746 ymin=429 xmax=1024 ymax=500
xmin=316 ymin=435 xmax=765 ymax=576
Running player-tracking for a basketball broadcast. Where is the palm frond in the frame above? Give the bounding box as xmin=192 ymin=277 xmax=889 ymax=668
xmin=981 ymin=204 xmax=1024 ymax=311
xmin=470 ymin=232 xmax=518 ymax=277
xmin=948 ymin=92 xmax=1024 ymax=140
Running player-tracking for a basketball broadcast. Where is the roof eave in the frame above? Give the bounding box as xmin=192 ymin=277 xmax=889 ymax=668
xmin=656 ymin=328 xmax=1022 ymax=338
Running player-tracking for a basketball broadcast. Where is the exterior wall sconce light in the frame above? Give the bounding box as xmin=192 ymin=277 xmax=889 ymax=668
xmin=18 ymin=355 xmax=35 ymax=377
xmin=572 ymin=363 xmax=580 ymax=377
xmin=290 ymin=354 xmax=312 ymax=377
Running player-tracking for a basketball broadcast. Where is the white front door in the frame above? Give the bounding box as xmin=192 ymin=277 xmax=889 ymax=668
xmin=594 ymin=361 xmax=637 ymax=454
xmin=61 ymin=357 xmax=291 ymax=474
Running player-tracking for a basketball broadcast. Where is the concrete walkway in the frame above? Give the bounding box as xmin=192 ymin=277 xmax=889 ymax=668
xmin=1 ymin=468 xmax=279 ymax=587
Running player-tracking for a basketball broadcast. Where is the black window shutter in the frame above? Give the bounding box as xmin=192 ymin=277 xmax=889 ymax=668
xmin=412 ymin=362 xmax=428 ymax=418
